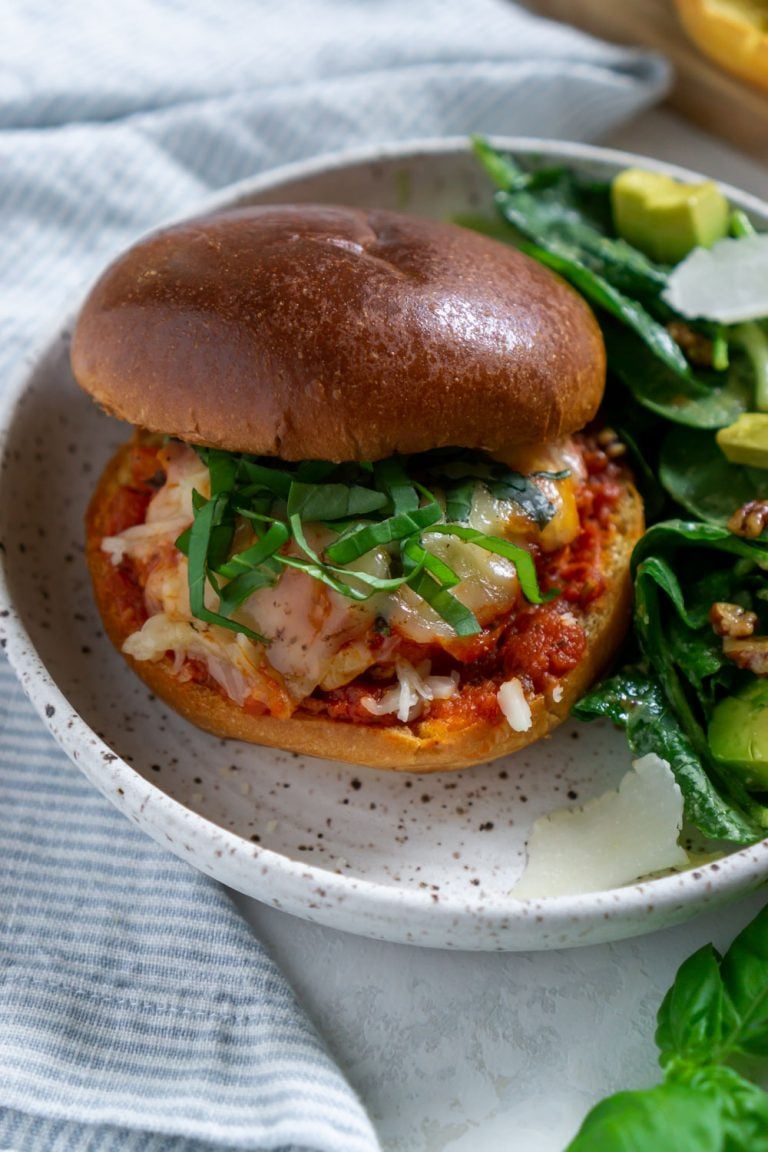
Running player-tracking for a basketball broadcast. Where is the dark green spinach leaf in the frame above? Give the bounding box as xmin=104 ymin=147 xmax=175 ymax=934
xmin=660 ymin=426 xmax=768 ymax=525
xmin=574 ymin=669 xmax=759 ymax=844
xmin=605 ymin=326 xmax=750 ymax=430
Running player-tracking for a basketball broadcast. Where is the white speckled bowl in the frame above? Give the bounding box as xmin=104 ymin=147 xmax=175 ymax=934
xmin=2 ymin=137 xmax=767 ymax=950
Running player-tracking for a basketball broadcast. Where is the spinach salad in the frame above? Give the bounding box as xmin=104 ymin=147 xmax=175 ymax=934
xmin=471 ymin=138 xmax=768 ymax=847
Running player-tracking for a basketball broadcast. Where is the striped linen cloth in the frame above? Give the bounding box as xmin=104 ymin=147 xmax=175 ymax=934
xmin=0 ymin=3 xmax=668 ymax=1150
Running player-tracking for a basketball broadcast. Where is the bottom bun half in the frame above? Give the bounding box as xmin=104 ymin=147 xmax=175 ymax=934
xmin=86 ymin=438 xmax=643 ymax=772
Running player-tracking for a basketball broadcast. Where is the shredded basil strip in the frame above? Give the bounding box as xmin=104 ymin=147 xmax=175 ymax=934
xmin=373 ymin=457 xmax=420 ymax=513
xmin=288 ymin=513 xmax=409 ymax=598
xmin=324 ymin=503 xmax=443 ymax=564
xmin=217 ymin=521 xmax=289 ymax=580
xmin=287 ymin=480 xmax=388 ymax=521
xmin=422 ymin=455 xmax=562 ymax=528
xmin=178 ymin=445 xmax=556 ymax=640
xmin=444 ymin=479 xmax=475 ymax=523
xmin=428 ymin=524 xmax=557 ymax=605
xmin=184 ymin=493 xmax=267 ymax=643
xmin=402 ymin=535 xmax=461 ymax=589
xmin=402 ymin=543 xmax=481 ymax=636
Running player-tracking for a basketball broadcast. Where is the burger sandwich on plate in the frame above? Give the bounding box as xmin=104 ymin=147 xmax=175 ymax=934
xmin=71 ymin=203 xmax=643 ymax=771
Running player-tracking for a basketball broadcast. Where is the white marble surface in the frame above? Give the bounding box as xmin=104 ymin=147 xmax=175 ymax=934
xmin=235 ymin=888 xmax=768 ymax=1151
xmin=233 ymin=109 xmax=768 ymax=1152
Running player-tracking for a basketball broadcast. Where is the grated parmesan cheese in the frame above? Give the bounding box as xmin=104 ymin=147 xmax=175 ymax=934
xmin=512 ymin=753 xmax=689 ymax=899
xmin=361 ymin=661 xmax=459 ymax=722
xmin=497 ymin=677 xmax=532 ymax=732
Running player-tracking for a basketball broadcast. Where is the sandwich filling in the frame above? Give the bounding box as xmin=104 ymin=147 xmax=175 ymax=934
xmin=94 ymin=432 xmax=626 ymax=731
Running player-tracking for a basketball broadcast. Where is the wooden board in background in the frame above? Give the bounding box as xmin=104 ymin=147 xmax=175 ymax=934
xmin=529 ymin=0 xmax=768 ymax=158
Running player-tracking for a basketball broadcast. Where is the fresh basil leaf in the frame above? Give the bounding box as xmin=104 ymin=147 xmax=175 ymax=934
xmin=656 ymin=945 xmax=736 ymax=1068
xmin=293 ymin=459 xmax=338 ymax=484
xmin=566 ymin=905 xmax=768 ymax=1152
xmin=565 ymin=1083 xmax=724 ymax=1152
xmin=236 ymin=457 xmax=293 ymax=499
xmin=402 ymin=536 xmax=461 ymax=589
xmin=174 ymin=525 xmax=191 ymax=556
xmin=278 ymin=552 xmax=402 ymax=602
xmin=424 ymin=455 xmax=558 ymax=528
xmin=660 ymin=426 xmax=768 ymax=526
xmin=287 ymin=513 xmax=405 ymax=599
xmin=688 ymin=1066 xmax=768 ymax=1152
xmin=719 ymin=904 xmax=768 ymax=1058
xmin=181 ymin=438 xmax=573 ymax=639
xmin=205 ymin=449 xmax=239 ymax=497
xmin=185 ymin=492 xmax=265 ymax=643
xmin=216 ymin=566 xmax=275 ymax=616
xmin=487 ymin=472 xmax=556 ymax=529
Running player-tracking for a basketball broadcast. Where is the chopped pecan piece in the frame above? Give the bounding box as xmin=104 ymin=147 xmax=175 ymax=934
xmin=594 ymin=427 xmax=627 ymax=459
xmin=723 ymin=636 xmax=768 ymax=676
xmin=667 ymin=320 xmax=713 ymax=367
xmin=709 ymin=602 xmax=758 ymax=639
xmin=728 ymin=500 xmax=768 ymax=539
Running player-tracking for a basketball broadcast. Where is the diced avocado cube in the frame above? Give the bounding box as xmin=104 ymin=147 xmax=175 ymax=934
xmin=717 ymin=413 xmax=768 ymax=469
xmin=612 ymin=168 xmax=730 ymax=264
xmin=708 ymin=679 xmax=768 ymax=790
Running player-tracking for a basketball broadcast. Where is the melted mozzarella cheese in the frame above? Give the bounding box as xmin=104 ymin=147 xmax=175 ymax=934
xmin=389 ymin=529 xmax=520 ymax=644
xmin=105 ymin=438 xmax=586 ymax=715
xmin=497 ymin=439 xmax=587 ymax=484
xmin=234 ymin=528 xmax=389 ymax=700
xmin=124 ymin=613 xmax=291 ymax=713
xmin=469 ymin=473 xmax=579 ymax=553
xmin=103 ymin=441 xmax=209 ymax=566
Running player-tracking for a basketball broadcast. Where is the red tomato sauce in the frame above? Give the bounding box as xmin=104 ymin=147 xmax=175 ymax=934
xmin=98 ymin=434 xmax=626 ymax=726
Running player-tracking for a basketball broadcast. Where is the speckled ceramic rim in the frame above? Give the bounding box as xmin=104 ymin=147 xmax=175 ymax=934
xmin=2 ymin=136 xmax=767 ymax=950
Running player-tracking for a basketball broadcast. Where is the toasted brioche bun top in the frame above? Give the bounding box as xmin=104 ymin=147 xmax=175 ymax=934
xmin=71 ymin=204 xmax=606 ymax=461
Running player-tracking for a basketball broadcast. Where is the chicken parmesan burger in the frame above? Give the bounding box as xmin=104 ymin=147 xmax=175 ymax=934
xmin=71 ymin=203 xmax=643 ymax=771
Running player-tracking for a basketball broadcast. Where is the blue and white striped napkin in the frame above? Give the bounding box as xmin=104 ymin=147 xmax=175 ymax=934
xmin=0 ymin=3 xmax=668 ymax=1149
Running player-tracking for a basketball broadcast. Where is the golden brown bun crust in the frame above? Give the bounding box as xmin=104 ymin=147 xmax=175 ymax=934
xmin=86 ymin=439 xmax=643 ymax=772
xmin=71 ymin=205 xmax=606 ymax=461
